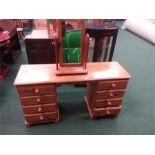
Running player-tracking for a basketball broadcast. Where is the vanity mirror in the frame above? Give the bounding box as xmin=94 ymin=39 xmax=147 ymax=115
xmin=54 ymin=19 xmax=89 ymax=75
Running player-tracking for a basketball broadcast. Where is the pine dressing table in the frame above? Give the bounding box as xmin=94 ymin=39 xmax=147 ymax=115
xmin=14 ymin=62 xmax=131 ymax=126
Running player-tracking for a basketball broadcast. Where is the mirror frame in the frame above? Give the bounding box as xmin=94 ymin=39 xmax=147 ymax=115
xmin=58 ymin=19 xmax=85 ymax=67
xmin=53 ymin=19 xmax=89 ymax=75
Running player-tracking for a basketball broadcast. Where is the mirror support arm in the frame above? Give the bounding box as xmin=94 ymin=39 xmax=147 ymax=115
xmin=54 ymin=39 xmax=58 ymax=70
xmin=84 ymin=34 xmax=89 ymax=69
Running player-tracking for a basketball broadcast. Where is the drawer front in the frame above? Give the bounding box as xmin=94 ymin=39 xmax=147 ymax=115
xmin=93 ymin=106 xmax=122 ymax=116
xmin=25 ymin=112 xmax=58 ymax=123
xmin=94 ymin=98 xmax=123 ymax=108
xmin=17 ymin=84 xmax=55 ymax=97
xmin=22 ymin=103 xmax=57 ymax=114
xmin=97 ymin=80 xmax=128 ymax=91
xmin=20 ymin=95 xmax=56 ymax=106
xmin=95 ymin=90 xmax=125 ymax=100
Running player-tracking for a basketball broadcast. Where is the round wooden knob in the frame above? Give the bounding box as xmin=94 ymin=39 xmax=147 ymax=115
xmin=106 ymin=110 xmax=111 ymax=114
xmin=38 ymin=107 xmax=42 ymax=112
xmin=112 ymin=83 xmax=116 ymax=88
xmin=107 ymin=101 xmax=112 ymax=106
xmin=40 ymin=116 xmax=44 ymax=120
xmin=36 ymin=98 xmax=40 ymax=102
xmin=34 ymin=88 xmax=39 ymax=93
xmin=109 ymin=93 xmax=114 ymax=97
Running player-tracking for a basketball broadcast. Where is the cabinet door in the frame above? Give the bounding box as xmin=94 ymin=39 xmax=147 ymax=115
xmin=25 ymin=39 xmax=56 ymax=64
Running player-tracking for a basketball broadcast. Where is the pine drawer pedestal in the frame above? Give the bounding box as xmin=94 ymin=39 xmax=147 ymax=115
xmin=85 ymin=80 xmax=128 ymax=118
xmin=14 ymin=62 xmax=131 ymax=126
xmin=16 ymin=84 xmax=59 ymax=126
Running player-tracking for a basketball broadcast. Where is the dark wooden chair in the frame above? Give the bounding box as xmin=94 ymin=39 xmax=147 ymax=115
xmin=22 ymin=19 xmax=34 ymax=32
xmin=12 ymin=19 xmax=25 ymax=39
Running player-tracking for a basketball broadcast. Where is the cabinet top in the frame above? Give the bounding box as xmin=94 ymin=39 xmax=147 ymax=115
xmin=25 ymin=30 xmax=53 ymax=39
xmin=14 ymin=62 xmax=131 ymax=85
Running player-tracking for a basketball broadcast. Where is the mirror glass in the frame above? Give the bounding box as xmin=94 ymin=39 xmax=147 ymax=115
xmin=61 ymin=20 xmax=82 ymax=64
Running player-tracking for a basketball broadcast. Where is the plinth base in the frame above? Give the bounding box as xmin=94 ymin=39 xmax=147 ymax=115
xmin=56 ymin=66 xmax=88 ymax=75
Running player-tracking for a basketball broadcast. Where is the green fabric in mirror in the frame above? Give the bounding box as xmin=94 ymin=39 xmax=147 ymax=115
xmin=63 ymin=48 xmax=81 ymax=63
xmin=62 ymin=30 xmax=81 ymax=48
xmin=62 ymin=30 xmax=81 ymax=63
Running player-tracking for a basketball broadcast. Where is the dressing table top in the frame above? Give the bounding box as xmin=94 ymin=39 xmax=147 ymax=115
xmin=14 ymin=62 xmax=131 ymax=85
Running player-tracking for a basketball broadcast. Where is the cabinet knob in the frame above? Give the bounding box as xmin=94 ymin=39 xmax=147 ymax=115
xmin=109 ymin=93 xmax=114 ymax=97
xmin=107 ymin=101 xmax=112 ymax=106
xmin=38 ymin=107 xmax=42 ymax=112
xmin=40 ymin=116 xmax=44 ymax=120
xmin=106 ymin=110 xmax=111 ymax=114
xmin=34 ymin=88 xmax=39 ymax=93
xmin=36 ymin=98 xmax=40 ymax=102
xmin=112 ymin=83 xmax=116 ymax=88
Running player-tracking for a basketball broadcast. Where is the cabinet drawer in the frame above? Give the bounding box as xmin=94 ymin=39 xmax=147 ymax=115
xmin=95 ymin=89 xmax=125 ymax=100
xmin=25 ymin=112 xmax=58 ymax=123
xmin=93 ymin=106 xmax=122 ymax=116
xmin=17 ymin=84 xmax=55 ymax=97
xmin=94 ymin=98 xmax=123 ymax=108
xmin=20 ymin=95 xmax=56 ymax=106
xmin=97 ymin=80 xmax=128 ymax=91
xmin=22 ymin=103 xmax=57 ymax=114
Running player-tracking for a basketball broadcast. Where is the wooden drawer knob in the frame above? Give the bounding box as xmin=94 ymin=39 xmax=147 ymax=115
xmin=40 ymin=115 xmax=44 ymax=120
xmin=36 ymin=98 xmax=41 ymax=102
xmin=38 ymin=107 xmax=42 ymax=112
xmin=109 ymin=93 xmax=114 ymax=97
xmin=106 ymin=110 xmax=111 ymax=114
xmin=112 ymin=83 xmax=116 ymax=88
xmin=107 ymin=101 xmax=112 ymax=106
xmin=34 ymin=88 xmax=39 ymax=93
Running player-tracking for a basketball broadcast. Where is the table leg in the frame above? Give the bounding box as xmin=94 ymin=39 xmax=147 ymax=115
xmin=92 ymin=37 xmax=104 ymax=62
xmin=108 ymin=34 xmax=117 ymax=61
xmin=103 ymin=36 xmax=110 ymax=61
